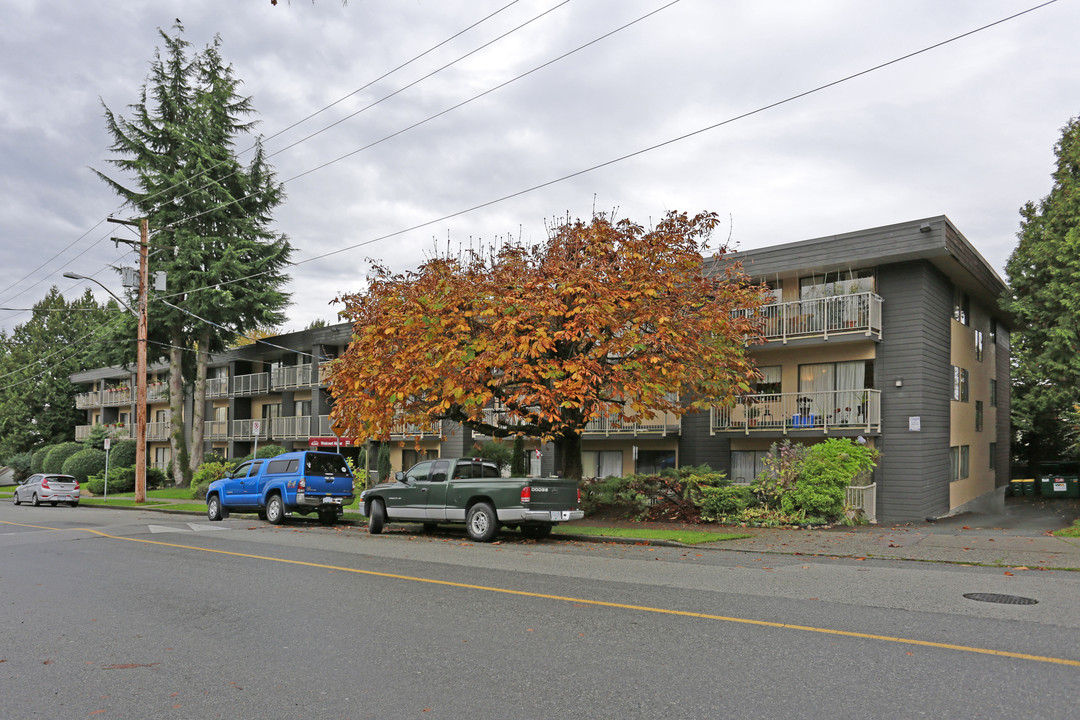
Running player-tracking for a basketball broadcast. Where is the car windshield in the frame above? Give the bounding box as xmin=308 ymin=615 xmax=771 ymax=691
xmin=305 ymin=454 xmax=351 ymax=477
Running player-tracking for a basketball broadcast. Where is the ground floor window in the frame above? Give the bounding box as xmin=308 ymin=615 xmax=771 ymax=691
xmin=636 ymin=450 xmax=675 ymax=475
xmin=402 ymin=448 xmax=435 ymax=469
xmin=950 ymin=445 xmax=970 ymax=481
xmin=731 ymin=450 xmax=769 ymax=485
xmin=583 ymin=450 xmax=623 ymax=479
xmin=154 ymin=446 xmax=171 ymax=472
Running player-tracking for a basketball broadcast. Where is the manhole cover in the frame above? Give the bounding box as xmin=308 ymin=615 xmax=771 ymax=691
xmin=963 ymin=593 xmax=1038 ymax=605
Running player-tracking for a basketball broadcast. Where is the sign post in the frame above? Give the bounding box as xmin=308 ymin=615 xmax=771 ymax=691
xmin=103 ymin=437 xmax=111 ymax=504
xmin=252 ymin=420 xmax=261 ymax=458
xmin=331 ymin=420 xmax=345 ymax=455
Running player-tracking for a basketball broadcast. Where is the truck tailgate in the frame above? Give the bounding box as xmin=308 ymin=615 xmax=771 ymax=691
xmin=525 ymin=478 xmax=579 ymax=511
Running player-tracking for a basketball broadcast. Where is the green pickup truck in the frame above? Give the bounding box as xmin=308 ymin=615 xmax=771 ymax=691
xmin=359 ymin=457 xmax=583 ymax=542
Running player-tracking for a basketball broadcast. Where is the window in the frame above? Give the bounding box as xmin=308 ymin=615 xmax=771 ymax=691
xmin=267 ymin=458 xmax=300 ymax=475
xmin=430 ymin=459 xmax=450 ymax=483
xmin=404 ymin=461 xmax=432 ymax=482
xmin=989 ymin=318 xmax=997 ymax=344
xmin=974 ymin=329 xmax=984 ymax=362
xmin=799 ymin=269 xmax=874 ymax=298
xmin=975 ymin=401 xmax=984 ymax=432
xmin=756 ymin=366 xmax=782 ymax=395
xmin=950 ymin=446 xmax=970 ymax=481
xmin=990 ymin=379 xmax=997 ymax=407
xmin=295 ymin=400 xmax=312 ymax=417
xmin=582 ymin=450 xmax=623 ymax=478
xmin=953 ymin=288 xmax=970 ymax=325
xmin=952 ymin=366 xmax=969 ymax=402
xmin=799 ymin=361 xmax=874 ymax=424
xmin=636 ymin=450 xmax=676 ymax=475
xmin=989 ymin=443 xmax=997 ymax=470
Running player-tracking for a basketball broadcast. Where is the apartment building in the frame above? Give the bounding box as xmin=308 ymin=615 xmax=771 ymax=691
xmin=70 ymin=215 xmax=1010 ymax=522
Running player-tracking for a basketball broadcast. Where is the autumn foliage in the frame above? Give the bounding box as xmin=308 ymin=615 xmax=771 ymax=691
xmin=328 ymin=211 xmax=767 ymax=479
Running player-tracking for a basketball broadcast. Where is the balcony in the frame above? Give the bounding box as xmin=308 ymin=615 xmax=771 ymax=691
xmin=734 ymin=292 xmax=883 ymax=343
xmin=584 ymin=411 xmax=681 ymax=437
xmin=75 ymin=424 xmax=133 ymax=441
xmin=271 ymin=415 xmax=313 ymax=440
xmin=232 ymin=418 xmax=269 ymax=440
xmin=711 ymin=389 xmax=881 ymax=435
xmin=232 ymin=372 xmax=269 ymax=396
xmin=101 ymin=387 xmax=132 ymax=406
xmin=147 ymin=383 xmax=169 ymax=402
xmin=205 ymin=420 xmax=229 ymax=441
xmin=314 ymin=415 xmax=440 ymax=440
xmin=75 ymin=390 xmax=101 ymax=409
xmin=146 ymin=421 xmax=172 ymax=442
xmin=271 ymin=363 xmax=315 ymax=390
xmin=206 ymin=377 xmax=229 ymax=398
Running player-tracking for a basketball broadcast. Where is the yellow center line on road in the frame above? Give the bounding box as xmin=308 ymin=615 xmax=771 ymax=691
xmin=5 ymin=520 xmax=1078 ymax=668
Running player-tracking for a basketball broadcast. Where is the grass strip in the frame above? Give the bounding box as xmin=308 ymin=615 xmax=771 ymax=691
xmin=1055 ymin=520 xmax=1080 ymax=538
xmin=553 ymin=525 xmax=751 ymax=545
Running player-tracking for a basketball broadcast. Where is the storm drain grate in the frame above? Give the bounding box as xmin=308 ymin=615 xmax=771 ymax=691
xmin=963 ymin=593 xmax=1038 ymax=605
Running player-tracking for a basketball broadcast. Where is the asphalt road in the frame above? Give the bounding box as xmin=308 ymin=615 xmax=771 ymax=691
xmin=3 ymin=503 xmax=1080 ymax=720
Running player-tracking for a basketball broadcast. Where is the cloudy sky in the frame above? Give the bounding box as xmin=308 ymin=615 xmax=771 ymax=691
xmin=1 ymin=0 xmax=1077 ymax=338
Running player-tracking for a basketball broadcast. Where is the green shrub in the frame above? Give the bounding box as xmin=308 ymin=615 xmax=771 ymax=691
xmin=62 ymin=448 xmax=107 ymax=484
xmin=752 ymin=440 xmax=808 ymax=509
xmin=107 ymin=440 xmax=137 ymax=469
xmin=377 ymin=443 xmax=391 ymax=483
xmin=255 ymin=444 xmax=288 ymax=459
xmin=6 ymin=451 xmax=34 ymax=482
xmin=780 ymin=438 xmax=878 ymax=518
xmin=191 ymin=461 xmax=235 ymax=500
xmin=44 ymin=442 xmax=82 ymax=473
xmin=85 ymin=466 xmax=168 ymax=496
xmin=511 ymin=436 xmax=527 ymax=476
xmin=471 ymin=440 xmax=512 ymax=474
xmin=580 ymin=467 xmax=728 ymax=522
xmin=700 ymin=485 xmax=757 ymax=520
xmin=32 ymin=445 xmax=55 ymax=474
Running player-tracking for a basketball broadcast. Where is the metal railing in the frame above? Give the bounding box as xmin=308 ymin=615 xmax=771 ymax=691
xmin=75 ymin=390 xmax=101 ymax=409
xmin=146 ymin=383 xmax=169 ymax=402
xmin=101 ymin=387 xmax=132 ymax=406
xmin=232 ymin=372 xmax=269 ymax=396
xmin=232 ymin=418 xmax=270 ymax=440
xmin=846 ymin=483 xmax=877 ymax=524
xmin=75 ymin=424 xmax=133 ymax=441
xmin=733 ymin=292 xmax=883 ymax=343
xmin=271 ymin=364 xmax=315 ymax=390
xmin=711 ymin=389 xmax=881 ymax=434
xmin=146 ymin=421 xmax=171 ymax=442
xmin=271 ymin=415 xmax=312 ymax=440
xmin=205 ymin=420 xmax=229 ymax=440
xmin=584 ymin=411 xmax=681 ymax=437
xmin=206 ymin=377 xmax=229 ymax=398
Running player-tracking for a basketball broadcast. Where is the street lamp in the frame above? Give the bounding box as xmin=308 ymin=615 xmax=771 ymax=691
xmin=64 ymin=225 xmax=149 ymax=504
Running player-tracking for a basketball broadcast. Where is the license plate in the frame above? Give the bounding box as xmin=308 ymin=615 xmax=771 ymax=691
xmin=322 ymin=497 xmax=341 ymax=504
xmin=549 ymin=511 xmax=570 ymax=521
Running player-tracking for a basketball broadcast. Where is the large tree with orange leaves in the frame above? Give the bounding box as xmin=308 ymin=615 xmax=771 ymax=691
xmin=328 ymin=210 xmax=766 ymax=480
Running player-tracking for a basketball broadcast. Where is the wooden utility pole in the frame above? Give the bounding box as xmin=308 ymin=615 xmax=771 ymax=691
xmin=135 ymin=218 xmax=149 ymax=503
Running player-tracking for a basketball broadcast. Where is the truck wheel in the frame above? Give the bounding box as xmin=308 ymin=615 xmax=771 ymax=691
xmin=369 ymin=500 xmax=386 ymax=534
xmin=265 ymin=494 xmax=285 ymax=525
xmin=318 ymin=509 xmax=336 ymax=526
xmin=520 ymin=524 xmax=552 ymax=540
xmin=207 ymin=495 xmax=224 ymax=522
xmin=466 ymin=502 xmax=500 ymax=543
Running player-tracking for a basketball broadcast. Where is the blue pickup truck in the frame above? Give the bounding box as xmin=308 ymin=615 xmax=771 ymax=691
xmin=205 ymin=450 xmax=355 ymax=526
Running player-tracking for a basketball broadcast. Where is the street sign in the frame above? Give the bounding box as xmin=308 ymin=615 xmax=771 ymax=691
xmin=331 ymin=421 xmax=345 ymax=438
xmin=104 ymin=438 xmax=111 ymax=450
xmin=252 ymin=420 xmax=261 ymax=436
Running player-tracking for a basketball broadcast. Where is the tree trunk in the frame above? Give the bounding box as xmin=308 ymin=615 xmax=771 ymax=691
xmin=189 ymin=327 xmax=209 ymax=476
xmin=168 ymin=333 xmax=186 ymax=486
xmin=558 ymin=431 xmax=584 ymax=480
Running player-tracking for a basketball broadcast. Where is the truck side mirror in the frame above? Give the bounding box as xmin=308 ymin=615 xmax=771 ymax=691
xmin=395 ymin=471 xmax=406 ymax=481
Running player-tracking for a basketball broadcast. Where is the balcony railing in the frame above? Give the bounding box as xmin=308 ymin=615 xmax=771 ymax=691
xmin=147 ymin=383 xmax=169 ymax=402
xmin=232 ymin=418 xmax=272 ymax=440
xmin=146 ymin=421 xmax=172 ymax=442
xmin=271 ymin=364 xmax=315 ymax=390
xmin=206 ymin=377 xmax=229 ymax=398
xmin=314 ymin=414 xmax=440 ymax=439
xmin=271 ymin=415 xmax=312 ymax=440
xmin=205 ymin=420 xmax=229 ymax=440
xmin=318 ymin=363 xmax=333 ymax=386
xmin=75 ymin=424 xmax=133 ymax=441
xmin=711 ymin=389 xmax=881 ymax=434
xmin=734 ymin=292 xmax=883 ymax=343
xmin=232 ymin=372 xmax=269 ymax=396
xmin=584 ymin=411 xmax=681 ymax=437
xmin=75 ymin=390 xmax=101 ymax=409
xmin=101 ymin=387 xmax=132 ymax=406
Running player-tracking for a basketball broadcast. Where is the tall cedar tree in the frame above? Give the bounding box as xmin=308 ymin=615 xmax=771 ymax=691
xmin=1004 ymin=114 xmax=1080 ymax=468
xmin=95 ymin=24 xmax=292 ymax=483
xmin=329 ymin=211 xmax=767 ymax=479
xmin=0 ymin=289 xmax=116 ymax=458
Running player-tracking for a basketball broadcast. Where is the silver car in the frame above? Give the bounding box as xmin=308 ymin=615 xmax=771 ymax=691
xmin=12 ymin=474 xmax=80 ymax=507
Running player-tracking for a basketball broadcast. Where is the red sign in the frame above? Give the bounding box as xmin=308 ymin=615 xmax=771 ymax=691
xmin=308 ymin=437 xmax=354 ymax=447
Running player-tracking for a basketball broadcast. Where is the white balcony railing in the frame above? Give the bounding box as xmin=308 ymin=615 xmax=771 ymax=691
xmin=146 ymin=421 xmax=171 ymax=442
xmin=314 ymin=414 xmax=440 ymax=439
xmin=206 ymin=377 xmax=229 ymax=398
xmin=205 ymin=420 xmax=229 ymax=440
xmin=146 ymin=383 xmax=169 ymax=402
xmin=271 ymin=364 xmax=315 ymax=390
xmin=711 ymin=389 xmax=881 ymax=434
xmin=733 ymin=292 xmax=883 ymax=343
xmin=75 ymin=390 xmax=101 ymax=409
xmin=271 ymin=415 xmax=312 ymax=440
xmin=846 ymin=483 xmax=877 ymax=524
xmin=75 ymin=424 xmax=133 ymax=441
xmin=232 ymin=372 xmax=269 ymax=396
xmin=232 ymin=418 xmax=271 ymax=440
xmin=101 ymin=387 xmax=132 ymax=406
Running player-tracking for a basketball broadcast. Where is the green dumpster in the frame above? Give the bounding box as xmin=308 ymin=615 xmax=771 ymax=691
xmin=1038 ymin=461 xmax=1080 ymax=498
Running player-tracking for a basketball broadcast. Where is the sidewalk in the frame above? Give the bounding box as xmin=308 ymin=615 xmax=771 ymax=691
xmin=572 ymin=496 xmax=1080 ymax=570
